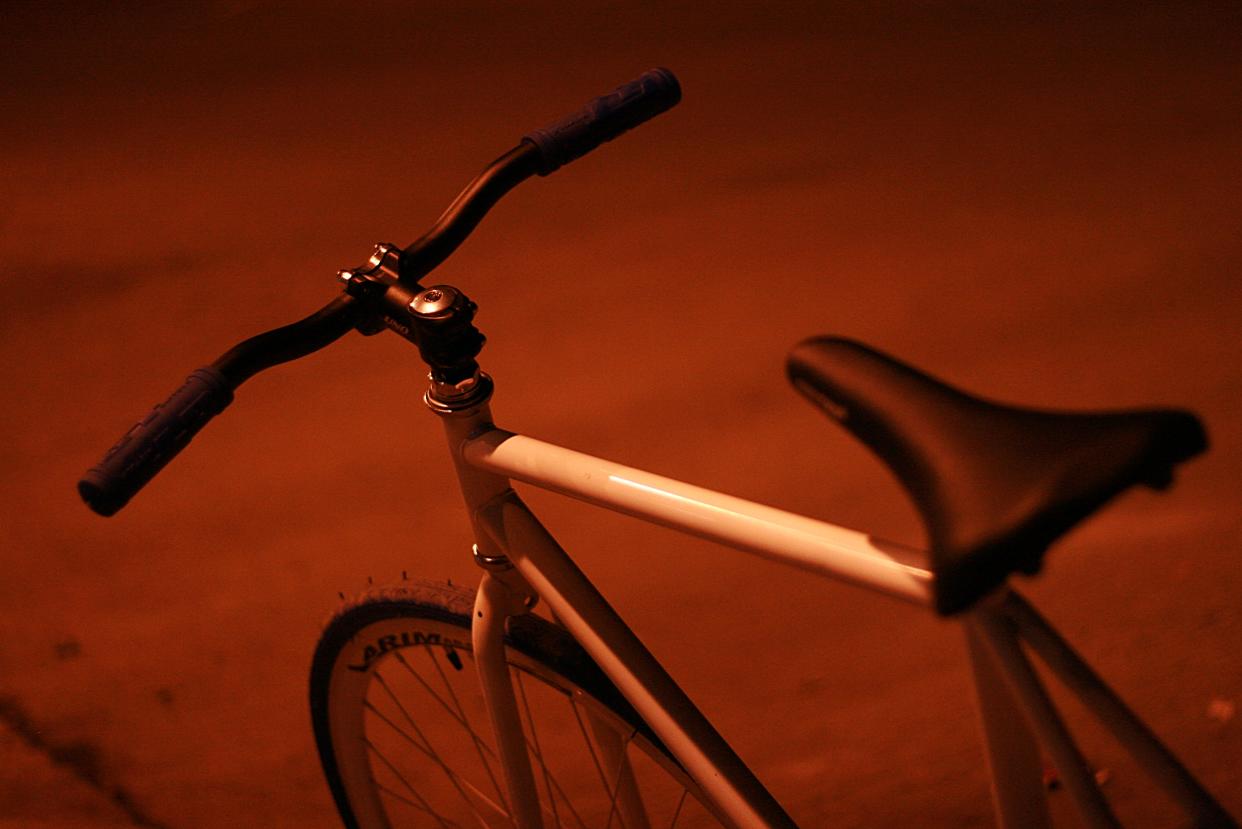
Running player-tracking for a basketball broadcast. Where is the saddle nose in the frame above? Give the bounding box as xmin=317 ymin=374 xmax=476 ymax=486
xmin=787 ymin=336 xmax=1208 ymax=615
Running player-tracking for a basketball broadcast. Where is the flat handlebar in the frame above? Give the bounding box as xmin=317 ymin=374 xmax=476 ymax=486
xmin=79 ymin=69 xmax=681 ymax=516
xmin=522 ymin=67 xmax=681 ymax=175
xmin=78 ymin=296 xmax=362 ymax=516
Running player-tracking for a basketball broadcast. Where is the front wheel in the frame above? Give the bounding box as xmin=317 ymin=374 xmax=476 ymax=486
xmin=309 ymin=581 xmax=728 ymax=828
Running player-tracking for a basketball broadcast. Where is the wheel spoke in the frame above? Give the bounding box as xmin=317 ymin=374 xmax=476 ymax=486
xmin=392 ymin=649 xmax=590 ymax=826
xmin=424 ymin=645 xmax=511 ymax=810
xmin=366 ymin=737 xmax=460 ymax=829
xmin=377 ymin=780 xmax=470 ymax=824
xmin=571 ymin=699 xmax=618 ymax=808
xmin=517 ymin=671 xmax=563 ymax=828
xmin=508 ymin=676 xmax=591 ymax=829
xmin=602 ymin=730 xmax=641 ymax=829
xmin=316 ymin=596 xmax=726 ymax=829
xmin=571 ymin=700 xmax=650 ymax=829
xmin=394 ymin=650 xmax=468 ymax=729
xmin=373 ymin=670 xmax=496 ymax=827
xmin=394 ymin=649 xmax=511 ymax=812
xmin=668 ymin=790 xmax=688 ymax=829
xmin=365 ymin=699 xmax=509 ymax=821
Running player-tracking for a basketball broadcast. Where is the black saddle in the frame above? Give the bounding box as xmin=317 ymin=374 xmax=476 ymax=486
xmin=786 ymin=337 xmax=1207 ymax=615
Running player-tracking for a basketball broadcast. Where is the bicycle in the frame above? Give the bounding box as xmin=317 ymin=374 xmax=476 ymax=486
xmin=78 ymin=69 xmax=1238 ymax=829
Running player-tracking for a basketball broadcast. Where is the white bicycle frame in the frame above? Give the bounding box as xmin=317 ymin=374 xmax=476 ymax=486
xmin=435 ymin=390 xmax=1235 ymax=829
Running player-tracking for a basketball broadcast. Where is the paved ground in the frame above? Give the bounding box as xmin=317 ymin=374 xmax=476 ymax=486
xmin=2 ymin=3 xmax=1240 ymax=826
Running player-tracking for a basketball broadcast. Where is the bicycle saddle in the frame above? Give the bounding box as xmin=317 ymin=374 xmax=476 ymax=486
xmin=787 ymin=337 xmax=1207 ymax=615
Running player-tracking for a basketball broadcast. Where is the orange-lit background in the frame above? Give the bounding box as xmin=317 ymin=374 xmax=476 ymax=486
xmin=2 ymin=3 xmax=1239 ymax=826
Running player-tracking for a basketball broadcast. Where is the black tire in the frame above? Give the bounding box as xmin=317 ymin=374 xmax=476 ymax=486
xmin=309 ymin=581 xmax=723 ymax=828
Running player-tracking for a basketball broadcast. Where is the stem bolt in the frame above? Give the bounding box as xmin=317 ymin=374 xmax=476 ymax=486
xmin=410 ymin=285 xmax=459 ymax=317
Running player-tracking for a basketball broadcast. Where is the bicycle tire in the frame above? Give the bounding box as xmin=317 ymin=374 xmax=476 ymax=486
xmin=310 ymin=580 xmax=729 ymax=828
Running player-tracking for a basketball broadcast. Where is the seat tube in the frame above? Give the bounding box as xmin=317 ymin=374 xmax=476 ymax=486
xmin=964 ymin=608 xmax=1051 ymax=829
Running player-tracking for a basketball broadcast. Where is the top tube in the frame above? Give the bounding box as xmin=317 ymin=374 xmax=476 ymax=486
xmin=463 ymin=428 xmax=934 ymax=607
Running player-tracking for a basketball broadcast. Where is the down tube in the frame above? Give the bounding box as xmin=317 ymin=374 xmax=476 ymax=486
xmin=477 ymin=490 xmax=798 ymax=829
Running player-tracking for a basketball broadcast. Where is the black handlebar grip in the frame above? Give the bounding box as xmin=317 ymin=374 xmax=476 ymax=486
xmin=522 ymin=68 xmax=681 ymax=175
xmin=78 ymin=367 xmax=234 ymax=516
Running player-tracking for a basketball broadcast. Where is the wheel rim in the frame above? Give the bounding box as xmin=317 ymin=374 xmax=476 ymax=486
xmin=317 ymin=609 xmax=726 ymax=828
